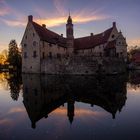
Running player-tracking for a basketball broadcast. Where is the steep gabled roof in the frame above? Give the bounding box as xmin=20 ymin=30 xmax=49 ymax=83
xmin=74 ymin=27 xmax=113 ymax=50
xmin=32 ymin=22 xmax=67 ymax=47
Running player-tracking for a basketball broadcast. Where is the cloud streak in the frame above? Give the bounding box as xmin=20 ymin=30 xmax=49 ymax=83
xmin=0 ymin=0 xmax=11 ymax=16
xmin=1 ymin=18 xmax=26 ymax=27
xmin=53 ymin=0 xmax=67 ymax=16
xmin=0 ymin=0 xmax=109 ymax=28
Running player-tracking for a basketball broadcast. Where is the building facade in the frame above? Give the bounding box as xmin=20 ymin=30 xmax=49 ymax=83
xmin=21 ymin=15 xmax=127 ymax=74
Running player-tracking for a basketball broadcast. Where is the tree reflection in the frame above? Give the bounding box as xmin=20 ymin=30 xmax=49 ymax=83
xmin=6 ymin=73 xmax=22 ymax=101
xmin=128 ymin=71 xmax=140 ymax=91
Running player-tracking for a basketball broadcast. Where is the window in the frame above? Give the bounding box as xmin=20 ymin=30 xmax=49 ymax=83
xmin=43 ymin=42 xmax=45 ymax=48
xmin=33 ymin=33 xmax=35 ymax=37
xmin=25 ymin=35 xmax=27 ymax=39
xmin=49 ymin=43 xmax=52 ymax=47
xmin=112 ymin=35 xmax=115 ymax=38
xmin=57 ymin=53 xmax=61 ymax=59
xmin=34 ymin=89 xmax=38 ymax=96
xmin=33 ymin=41 xmax=36 ymax=46
xmin=42 ymin=52 xmax=45 ymax=59
xmin=24 ymin=44 xmax=27 ymax=47
xmin=25 ymin=87 xmax=28 ymax=93
xmin=49 ymin=52 xmax=52 ymax=59
xmin=100 ymin=52 xmax=102 ymax=57
xmin=33 ymin=51 xmax=37 ymax=58
xmin=24 ymin=52 xmax=27 ymax=58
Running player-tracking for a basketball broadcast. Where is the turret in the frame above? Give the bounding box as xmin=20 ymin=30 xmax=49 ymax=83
xmin=66 ymin=13 xmax=74 ymax=53
xmin=66 ymin=13 xmax=74 ymax=39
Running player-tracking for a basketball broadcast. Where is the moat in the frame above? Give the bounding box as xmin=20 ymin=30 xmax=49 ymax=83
xmin=0 ymin=72 xmax=140 ymax=140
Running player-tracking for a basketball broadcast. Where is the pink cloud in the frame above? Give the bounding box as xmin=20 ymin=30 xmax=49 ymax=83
xmin=0 ymin=0 xmax=11 ymax=16
xmin=1 ymin=18 xmax=26 ymax=27
xmin=0 ymin=118 xmax=12 ymax=125
xmin=53 ymin=0 xmax=67 ymax=16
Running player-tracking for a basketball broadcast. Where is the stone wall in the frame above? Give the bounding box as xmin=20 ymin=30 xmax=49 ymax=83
xmin=41 ymin=56 xmax=126 ymax=75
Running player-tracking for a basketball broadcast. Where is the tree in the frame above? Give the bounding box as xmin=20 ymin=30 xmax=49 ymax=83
xmin=8 ymin=40 xmax=22 ymax=71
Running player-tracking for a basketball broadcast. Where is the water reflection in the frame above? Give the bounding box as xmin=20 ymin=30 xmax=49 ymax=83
xmin=128 ymin=71 xmax=140 ymax=90
xmin=22 ymin=74 xmax=127 ymax=129
xmin=7 ymin=73 xmax=22 ymax=101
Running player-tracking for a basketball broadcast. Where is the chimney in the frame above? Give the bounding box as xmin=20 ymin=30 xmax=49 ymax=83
xmin=61 ymin=34 xmax=63 ymax=37
xmin=28 ymin=15 xmax=33 ymax=22
xmin=42 ymin=24 xmax=46 ymax=28
xmin=90 ymin=33 xmax=94 ymax=36
xmin=113 ymin=22 xmax=116 ymax=28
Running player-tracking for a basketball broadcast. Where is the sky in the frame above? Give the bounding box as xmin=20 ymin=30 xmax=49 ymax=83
xmin=0 ymin=0 xmax=140 ymax=51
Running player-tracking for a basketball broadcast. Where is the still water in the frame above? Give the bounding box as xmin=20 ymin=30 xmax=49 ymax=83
xmin=0 ymin=72 xmax=140 ymax=140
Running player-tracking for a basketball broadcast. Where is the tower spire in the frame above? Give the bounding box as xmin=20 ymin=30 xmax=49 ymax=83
xmin=69 ymin=9 xmax=70 ymax=17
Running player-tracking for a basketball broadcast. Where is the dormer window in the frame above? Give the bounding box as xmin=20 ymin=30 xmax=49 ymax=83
xmin=25 ymin=35 xmax=27 ymax=39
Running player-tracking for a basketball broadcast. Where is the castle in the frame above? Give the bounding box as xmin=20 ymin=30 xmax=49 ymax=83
xmin=21 ymin=15 xmax=127 ymax=74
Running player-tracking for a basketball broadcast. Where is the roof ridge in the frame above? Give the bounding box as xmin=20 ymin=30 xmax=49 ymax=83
xmin=75 ymin=27 xmax=113 ymax=40
xmin=33 ymin=21 xmax=61 ymax=37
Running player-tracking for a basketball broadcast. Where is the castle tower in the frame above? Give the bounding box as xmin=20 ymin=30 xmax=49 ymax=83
xmin=66 ymin=13 xmax=74 ymax=53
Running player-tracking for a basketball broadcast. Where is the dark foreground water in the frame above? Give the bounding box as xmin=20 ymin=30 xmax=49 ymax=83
xmin=0 ymin=72 xmax=140 ymax=140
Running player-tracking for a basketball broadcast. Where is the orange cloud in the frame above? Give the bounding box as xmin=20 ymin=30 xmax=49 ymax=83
xmin=52 ymin=108 xmax=105 ymax=117
xmin=35 ymin=13 xmax=108 ymax=28
xmin=127 ymin=38 xmax=140 ymax=47
xmin=0 ymin=118 xmax=12 ymax=125
xmin=8 ymin=107 xmax=25 ymax=114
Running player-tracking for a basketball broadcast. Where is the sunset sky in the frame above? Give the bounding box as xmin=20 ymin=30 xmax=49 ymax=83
xmin=0 ymin=0 xmax=140 ymax=51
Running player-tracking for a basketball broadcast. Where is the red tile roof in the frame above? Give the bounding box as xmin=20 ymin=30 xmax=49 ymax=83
xmin=74 ymin=27 xmax=113 ymax=50
xmin=32 ymin=21 xmax=113 ymax=49
xmin=32 ymin=22 xmax=67 ymax=47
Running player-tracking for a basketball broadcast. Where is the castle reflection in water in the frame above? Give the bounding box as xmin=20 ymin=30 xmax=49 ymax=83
xmin=22 ymin=74 xmax=127 ymax=129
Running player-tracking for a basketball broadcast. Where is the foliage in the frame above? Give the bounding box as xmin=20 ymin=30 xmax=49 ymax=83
xmin=8 ymin=40 xmax=21 ymax=71
xmin=0 ymin=49 xmax=8 ymax=65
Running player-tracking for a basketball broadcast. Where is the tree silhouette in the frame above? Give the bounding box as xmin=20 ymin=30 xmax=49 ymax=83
xmin=6 ymin=73 xmax=22 ymax=101
xmin=8 ymin=40 xmax=22 ymax=71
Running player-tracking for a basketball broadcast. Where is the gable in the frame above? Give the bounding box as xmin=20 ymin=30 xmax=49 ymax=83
xmin=21 ymin=22 xmax=40 ymax=46
xmin=108 ymin=26 xmax=118 ymax=42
